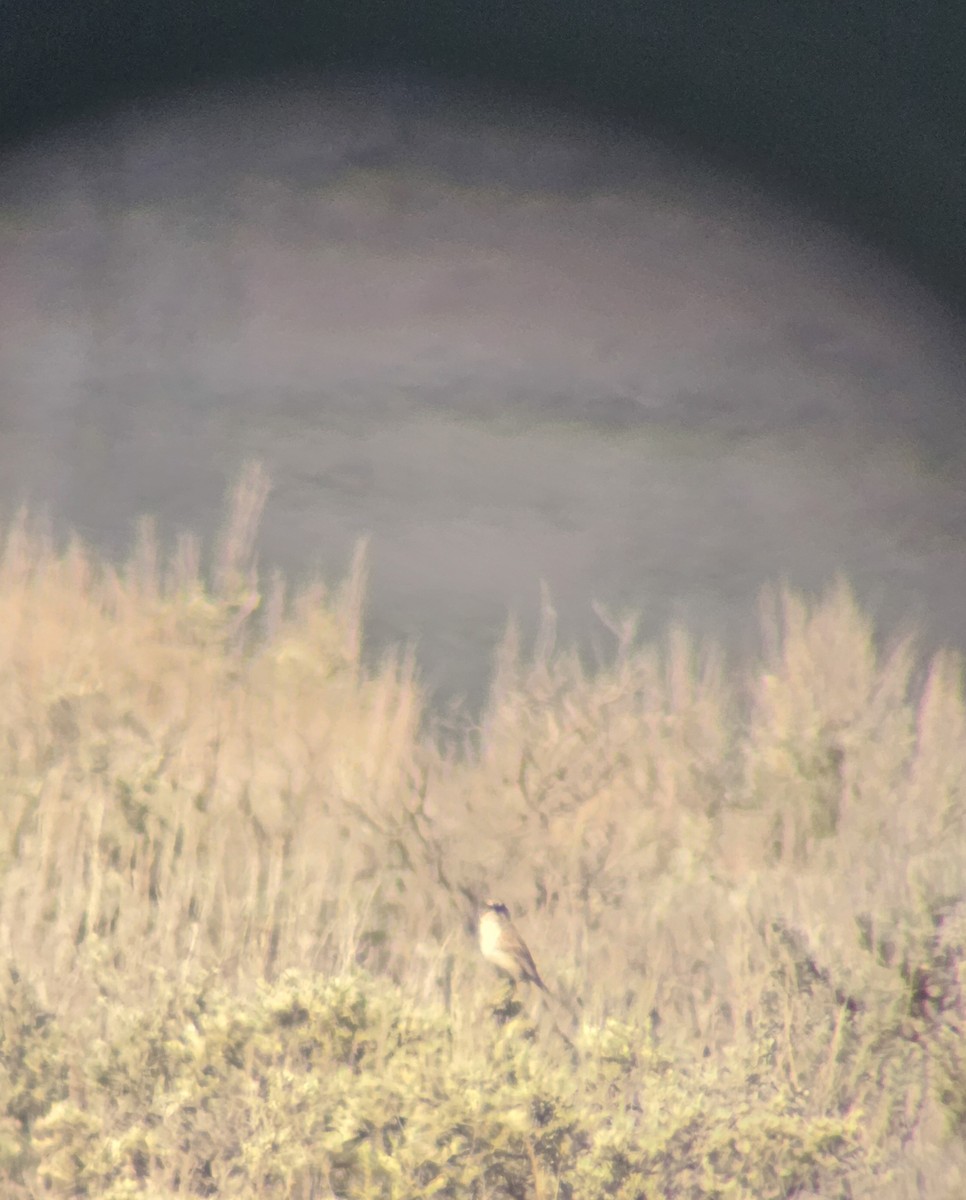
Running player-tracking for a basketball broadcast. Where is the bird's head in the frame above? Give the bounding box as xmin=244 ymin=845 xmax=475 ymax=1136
xmin=483 ymin=899 xmax=511 ymax=918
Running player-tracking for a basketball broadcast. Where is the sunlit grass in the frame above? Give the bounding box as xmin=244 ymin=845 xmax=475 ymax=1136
xmin=0 ymin=464 xmax=963 ymax=1197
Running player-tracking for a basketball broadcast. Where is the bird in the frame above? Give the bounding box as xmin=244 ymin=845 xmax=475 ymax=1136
xmin=478 ymin=899 xmax=549 ymax=992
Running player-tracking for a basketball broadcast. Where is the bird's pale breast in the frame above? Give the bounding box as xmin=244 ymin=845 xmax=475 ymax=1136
xmin=479 ymin=910 xmax=504 ymax=958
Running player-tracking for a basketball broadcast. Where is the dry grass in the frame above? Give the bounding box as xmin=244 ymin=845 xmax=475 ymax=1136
xmin=0 ymin=464 xmax=964 ymax=1197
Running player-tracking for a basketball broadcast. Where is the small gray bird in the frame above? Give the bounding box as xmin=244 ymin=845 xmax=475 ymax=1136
xmin=478 ymin=899 xmax=549 ymax=992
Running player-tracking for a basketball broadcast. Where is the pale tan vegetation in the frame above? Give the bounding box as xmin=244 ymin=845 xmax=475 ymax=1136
xmin=0 ymin=464 xmax=963 ymax=1197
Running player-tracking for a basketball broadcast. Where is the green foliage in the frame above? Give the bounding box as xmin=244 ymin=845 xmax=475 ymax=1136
xmin=1 ymin=968 xmax=866 ymax=1199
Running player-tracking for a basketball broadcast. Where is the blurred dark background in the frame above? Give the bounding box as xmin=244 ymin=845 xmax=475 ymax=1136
xmin=3 ymin=0 xmax=965 ymax=312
